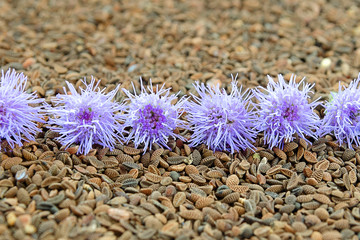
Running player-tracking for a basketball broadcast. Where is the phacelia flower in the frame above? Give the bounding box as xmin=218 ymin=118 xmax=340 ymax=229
xmin=186 ymin=75 xmax=257 ymax=153
xmin=122 ymin=79 xmax=187 ymax=152
xmin=253 ymin=74 xmax=320 ymax=149
xmin=46 ymin=77 xmax=124 ymax=155
xmin=0 ymin=69 xmax=44 ymax=149
xmin=319 ymin=74 xmax=360 ymax=148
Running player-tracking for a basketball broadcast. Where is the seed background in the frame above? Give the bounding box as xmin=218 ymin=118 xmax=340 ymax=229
xmin=1 ymin=0 xmax=360 ymax=240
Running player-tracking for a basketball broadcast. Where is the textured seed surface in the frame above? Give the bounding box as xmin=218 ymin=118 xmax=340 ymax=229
xmin=0 ymin=2 xmax=358 ymax=239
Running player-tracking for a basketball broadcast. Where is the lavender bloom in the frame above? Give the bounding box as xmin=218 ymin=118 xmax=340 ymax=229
xmin=319 ymin=74 xmax=360 ymax=148
xmin=122 ymin=79 xmax=187 ymax=152
xmin=253 ymin=74 xmax=320 ymax=149
xmin=46 ymin=77 xmax=124 ymax=155
xmin=186 ymin=75 xmax=257 ymax=153
xmin=0 ymin=69 xmax=44 ymax=149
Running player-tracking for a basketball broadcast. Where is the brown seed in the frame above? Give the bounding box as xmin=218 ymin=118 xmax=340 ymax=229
xmin=303 ymin=166 xmax=313 ymax=178
xmin=179 ymin=209 xmax=203 ymax=220
xmin=2 ymin=157 xmax=22 ymax=170
xmin=116 ymin=153 xmax=134 ymax=163
xmin=38 ymin=151 xmax=55 ymax=160
xmin=334 ymin=219 xmax=349 ymax=230
xmin=302 ymin=185 xmax=316 ymax=194
xmin=145 ymin=172 xmax=162 ymax=183
xmin=123 ymin=146 xmax=141 ymax=155
xmin=226 ymin=174 xmax=239 ymax=186
xmin=349 ymin=169 xmax=357 ymax=184
xmin=322 ymin=231 xmax=342 ymax=240
xmin=343 ymin=172 xmax=351 ymax=191
xmin=195 ymin=196 xmax=214 ymax=209
xmin=296 ymin=146 xmax=305 ymax=160
xmin=302 ymin=201 xmax=321 ymax=210
xmin=105 ymin=169 xmax=120 ymax=180
xmin=322 ymin=172 xmax=332 ymax=181
xmin=191 ymin=150 xmax=202 ymax=166
xmin=273 ymin=147 xmax=287 ymax=160
xmin=41 ymin=176 xmax=61 ymax=188
xmin=87 ymin=156 xmax=105 ymax=169
xmin=168 ymin=163 xmax=186 ymax=172
xmin=314 ymin=159 xmax=330 ymax=171
xmin=311 ymin=170 xmax=324 ymax=183
xmin=17 ymin=188 xmax=31 ymax=205
xmin=222 ymin=192 xmax=240 ymax=204
xmin=108 ymin=208 xmax=131 ymax=221
xmin=297 ymin=195 xmax=313 ymax=203
xmin=88 ymin=177 xmax=102 ymax=187
xmin=280 ymin=168 xmax=293 ymax=177
xmin=151 ymin=148 xmax=164 ymax=162
xmin=200 ymin=156 xmax=216 ymax=166
xmin=304 ymin=150 xmax=317 ymax=163
xmin=185 ymin=165 xmax=199 ymax=175
xmin=287 ymin=172 xmax=299 ymax=190
xmin=266 ymin=165 xmax=282 ymax=175
xmin=266 ymin=185 xmax=283 ymax=193
xmin=306 ymin=177 xmax=318 ymax=186
xmin=283 ymin=142 xmax=298 ymax=152
xmin=313 ymin=193 xmax=332 ymax=205
xmin=206 ymin=170 xmax=223 ymax=178
xmin=122 ymin=162 xmax=141 ymax=170
xmin=342 ymin=149 xmax=355 ymax=161
xmin=141 ymin=152 xmax=151 ymax=167
xmin=189 ymin=174 xmax=206 ymax=185
xmin=259 ymin=151 xmax=275 ymax=161
xmin=173 ymin=192 xmax=186 ymax=207
xmin=22 ymin=149 xmax=37 ymax=161
xmin=314 ymin=207 xmax=329 ymax=221
xmin=54 ymin=208 xmax=70 ymax=222
xmin=103 ymin=159 xmax=119 ymax=168
xmin=229 ymin=185 xmax=249 ymax=193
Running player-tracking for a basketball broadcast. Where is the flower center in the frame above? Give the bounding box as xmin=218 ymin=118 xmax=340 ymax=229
xmin=77 ymin=107 xmax=94 ymax=123
xmin=281 ymin=104 xmax=299 ymax=121
xmin=135 ymin=104 xmax=166 ymax=134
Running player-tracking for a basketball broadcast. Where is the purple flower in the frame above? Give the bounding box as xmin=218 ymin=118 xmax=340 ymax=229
xmin=186 ymin=75 xmax=257 ymax=153
xmin=253 ymin=74 xmax=320 ymax=149
xmin=46 ymin=77 xmax=124 ymax=155
xmin=122 ymin=79 xmax=187 ymax=152
xmin=319 ymin=74 xmax=360 ymax=148
xmin=0 ymin=69 xmax=44 ymax=149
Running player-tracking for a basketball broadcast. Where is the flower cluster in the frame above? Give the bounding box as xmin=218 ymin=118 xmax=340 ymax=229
xmin=6 ymin=67 xmax=360 ymax=154
xmin=122 ymin=80 xmax=187 ymax=152
xmin=46 ymin=77 xmax=124 ymax=154
xmin=186 ymin=75 xmax=257 ymax=153
xmin=0 ymin=69 xmax=44 ymax=149
xmin=319 ymin=74 xmax=360 ymax=148
xmin=253 ymin=74 xmax=320 ymax=149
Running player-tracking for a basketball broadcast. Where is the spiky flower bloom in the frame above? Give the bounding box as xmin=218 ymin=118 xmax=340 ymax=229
xmin=253 ymin=74 xmax=320 ymax=149
xmin=122 ymin=80 xmax=187 ymax=152
xmin=186 ymin=75 xmax=257 ymax=153
xmin=319 ymin=74 xmax=360 ymax=148
xmin=0 ymin=69 xmax=44 ymax=149
xmin=46 ymin=77 xmax=124 ymax=155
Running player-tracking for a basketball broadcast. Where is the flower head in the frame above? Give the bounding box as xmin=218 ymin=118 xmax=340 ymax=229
xmin=253 ymin=74 xmax=320 ymax=149
xmin=319 ymin=74 xmax=360 ymax=148
xmin=0 ymin=69 xmax=44 ymax=148
xmin=122 ymin=79 xmax=187 ymax=152
xmin=186 ymin=75 xmax=257 ymax=153
xmin=46 ymin=77 xmax=124 ymax=154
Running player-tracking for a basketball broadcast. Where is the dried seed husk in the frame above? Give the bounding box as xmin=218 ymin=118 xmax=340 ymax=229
xmin=283 ymin=142 xmax=298 ymax=152
xmin=222 ymin=192 xmax=240 ymax=204
xmin=304 ymin=150 xmax=317 ymax=163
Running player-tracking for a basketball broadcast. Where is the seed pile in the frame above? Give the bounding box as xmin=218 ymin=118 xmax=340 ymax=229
xmin=0 ymin=132 xmax=360 ymax=239
xmin=1 ymin=0 xmax=360 ymax=239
